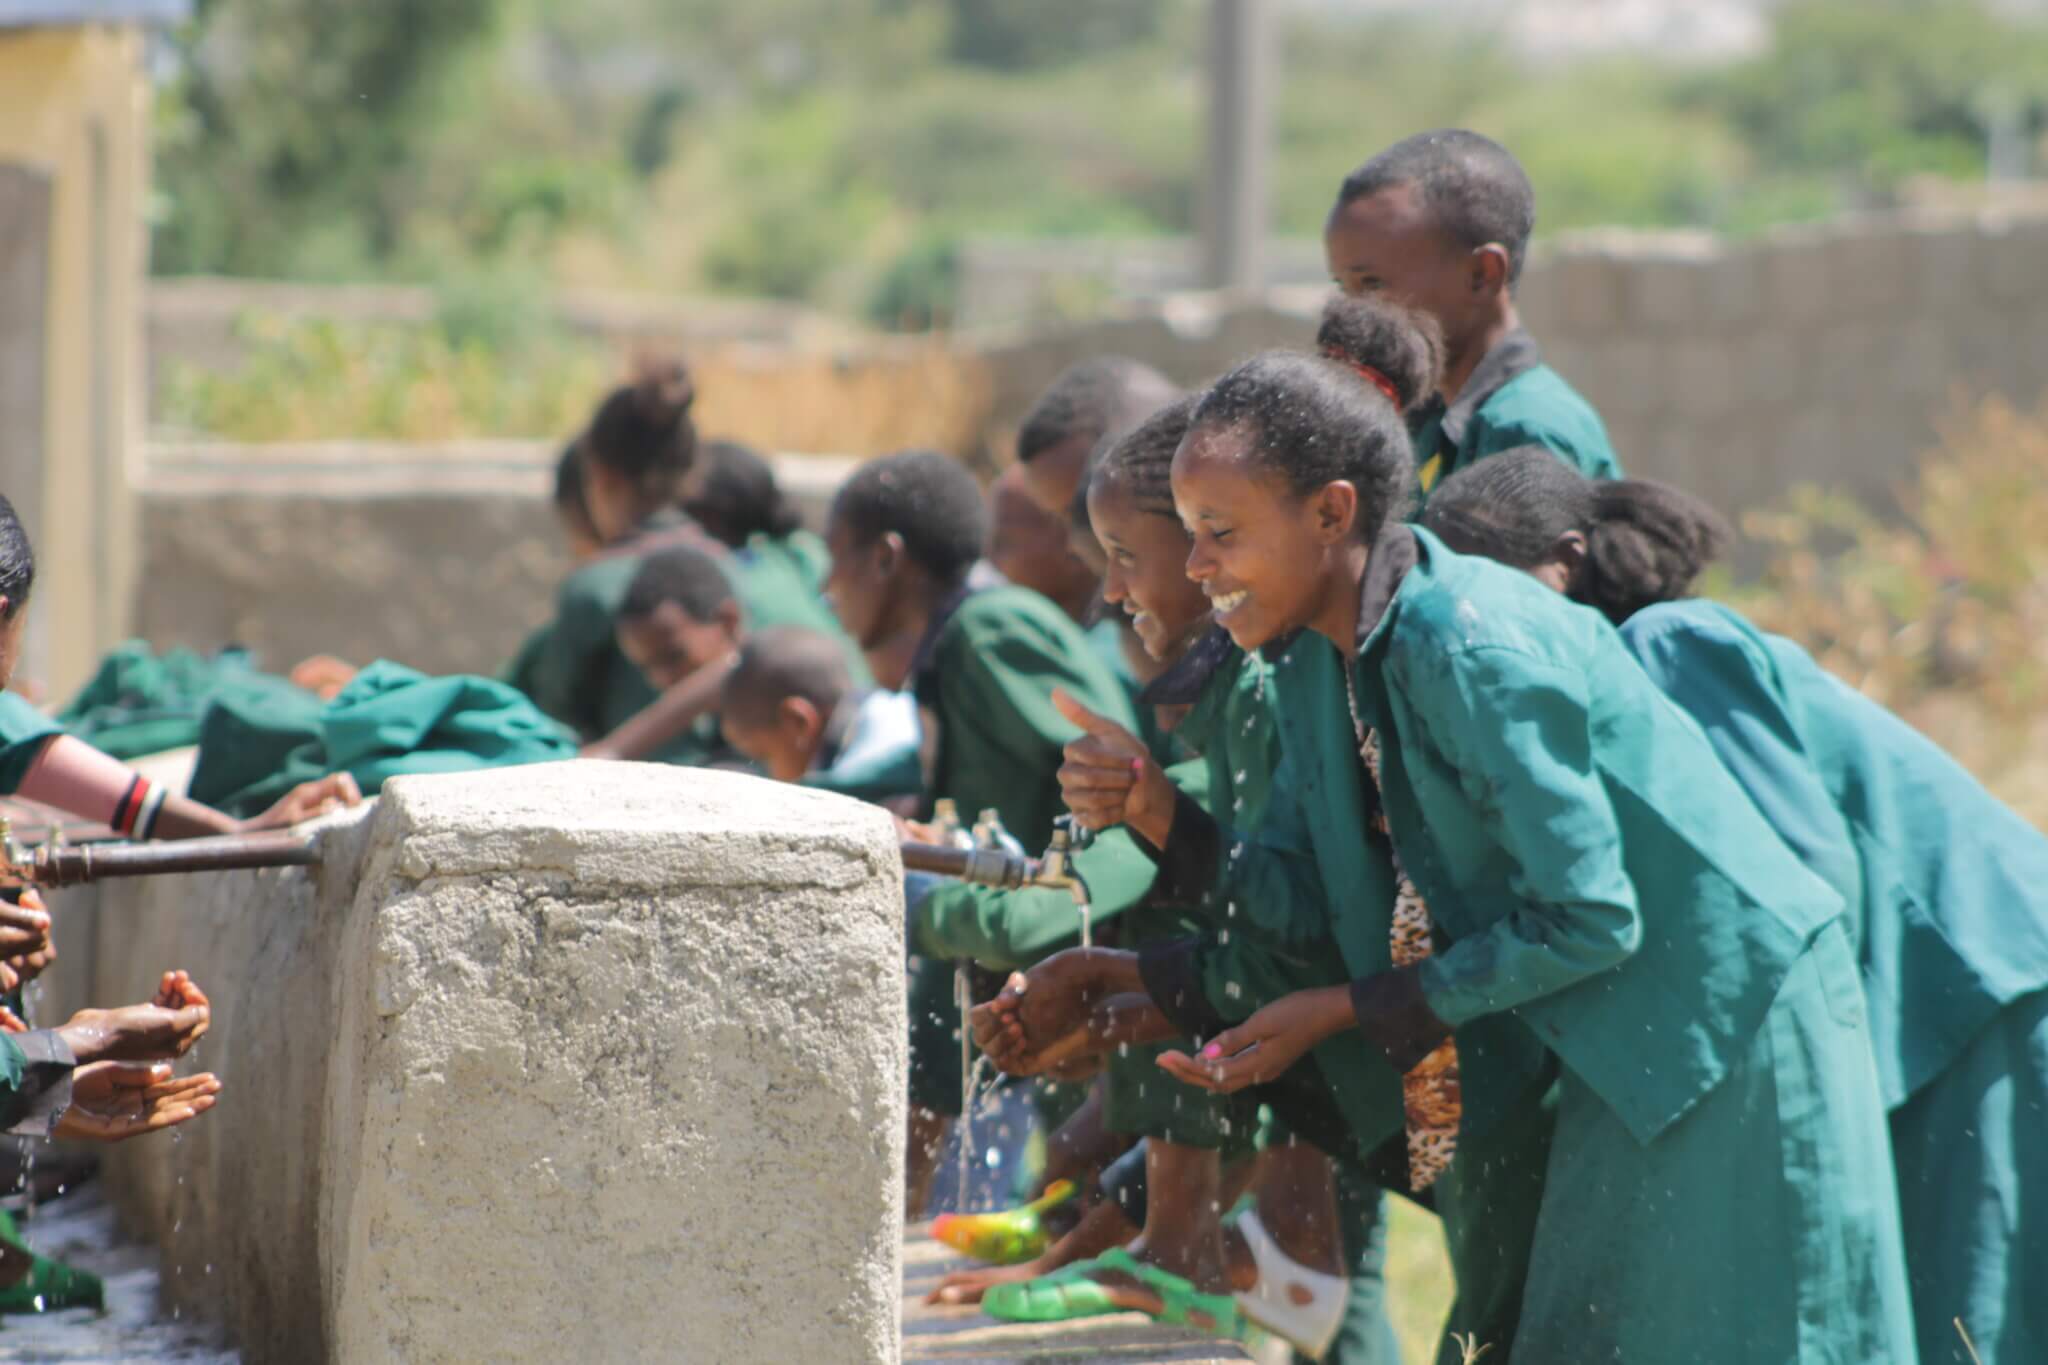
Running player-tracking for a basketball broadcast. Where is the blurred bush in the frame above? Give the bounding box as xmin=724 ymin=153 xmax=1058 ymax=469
xmin=1732 ymin=393 xmax=2048 ymax=821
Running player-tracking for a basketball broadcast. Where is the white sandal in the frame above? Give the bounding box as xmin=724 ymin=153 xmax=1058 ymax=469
xmin=1231 ymin=1207 xmax=1351 ymax=1362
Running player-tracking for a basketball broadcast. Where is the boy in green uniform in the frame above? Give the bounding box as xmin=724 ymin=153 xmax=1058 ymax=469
xmin=612 ymin=546 xmax=753 ymax=770
xmin=716 ymin=625 xmax=922 ymax=805
xmin=1324 ymin=129 xmax=1620 ymax=500
xmin=821 ymin=450 xmax=1138 ymax=1214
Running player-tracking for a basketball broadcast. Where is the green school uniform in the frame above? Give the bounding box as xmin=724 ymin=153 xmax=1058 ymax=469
xmin=57 ymin=641 xmax=264 ymax=759
xmin=743 ymin=529 xmax=830 ymax=598
xmin=1623 ymin=598 xmax=2048 ymax=1365
xmin=799 ymin=689 xmax=923 ymax=805
xmin=511 ymin=512 xmax=862 ymax=759
xmin=0 ymin=693 xmax=60 ymax=794
xmin=1405 ymin=329 xmax=1620 ymax=504
xmin=0 ymin=1030 xmax=73 ymax=1136
xmin=906 ymin=585 xmax=1140 ymax=1117
xmin=1349 ymin=528 xmax=1911 ymax=1363
xmin=190 ymin=660 xmax=580 ymax=816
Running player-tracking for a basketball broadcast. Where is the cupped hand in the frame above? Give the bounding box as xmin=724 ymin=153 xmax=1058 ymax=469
xmin=54 ymin=1062 xmax=221 ymax=1142
xmin=1156 ymin=985 xmax=1355 ymax=1095
xmin=1051 ymin=690 xmax=1176 ymax=846
xmin=59 ymin=972 xmax=212 ymax=1064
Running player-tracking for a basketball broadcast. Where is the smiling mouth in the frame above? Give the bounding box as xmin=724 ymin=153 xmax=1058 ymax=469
xmin=1209 ymin=589 xmax=1249 ymax=615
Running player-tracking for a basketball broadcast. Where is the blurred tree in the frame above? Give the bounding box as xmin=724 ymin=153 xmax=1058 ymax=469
xmin=154 ymin=0 xmax=505 ymax=276
xmin=1689 ymin=0 xmax=2048 ymax=195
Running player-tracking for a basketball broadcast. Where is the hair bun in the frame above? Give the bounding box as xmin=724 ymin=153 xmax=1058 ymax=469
xmin=630 ymin=353 xmax=696 ymax=430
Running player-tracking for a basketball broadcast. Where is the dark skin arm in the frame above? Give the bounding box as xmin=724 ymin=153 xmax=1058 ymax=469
xmin=53 ymin=971 xmax=212 ymax=1065
xmin=581 ymin=656 xmax=736 ymax=761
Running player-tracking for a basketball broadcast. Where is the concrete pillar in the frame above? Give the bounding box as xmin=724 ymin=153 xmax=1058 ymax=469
xmin=1200 ymin=0 xmax=1273 ymax=292
xmin=57 ymin=762 xmax=908 ymax=1363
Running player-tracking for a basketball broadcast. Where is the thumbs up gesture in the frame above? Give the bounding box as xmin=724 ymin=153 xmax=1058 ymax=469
xmin=1052 ymin=689 xmax=1177 ymax=848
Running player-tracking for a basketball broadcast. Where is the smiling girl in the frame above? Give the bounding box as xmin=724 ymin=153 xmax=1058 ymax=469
xmin=987 ymin=343 xmax=1915 ymax=1361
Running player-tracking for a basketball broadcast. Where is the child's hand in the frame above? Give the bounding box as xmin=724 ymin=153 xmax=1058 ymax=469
xmin=54 ymin=1062 xmax=221 ymax=1143
xmin=1156 ymin=985 xmax=1356 ymax=1094
xmin=0 ymin=1004 xmax=26 ymax=1032
xmin=0 ymin=890 xmax=51 ymax=958
xmin=58 ymin=972 xmax=211 ymax=1064
xmin=289 ymin=655 xmax=360 ymax=700
xmin=242 ymin=772 xmax=363 ymax=831
xmin=1052 ymin=691 xmax=1176 ymax=847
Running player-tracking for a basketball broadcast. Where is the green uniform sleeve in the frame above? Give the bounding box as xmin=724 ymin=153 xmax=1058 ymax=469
xmin=0 ymin=692 xmax=61 ymax=795
xmin=0 ymin=1029 xmax=75 ymax=1136
xmin=1467 ymin=415 xmax=1620 ymax=482
xmin=913 ymin=825 xmax=1159 ymax=969
xmin=516 ymin=574 xmax=618 ymax=739
xmin=1406 ymin=647 xmax=1643 ymax=1028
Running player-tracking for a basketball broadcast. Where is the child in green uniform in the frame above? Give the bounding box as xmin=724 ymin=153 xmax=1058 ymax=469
xmin=973 ymin=400 xmax=1400 ymax=1362
xmin=717 ymin=625 xmax=921 ymax=804
xmin=986 ymin=345 xmax=1918 ymax=1363
xmin=517 ymin=364 xmax=858 ymax=762
xmin=1012 ymin=358 xmax=1185 ymax=748
xmin=1324 ymin=129 xmax=1620 ymax=499
xmin=1424 ymin=450 xmax=2048 ymax=1365
xmin=987 ymin=465 xmax=1102 ymax=629
xmin=821 ymin=449 xmax=1139 ymax=1215
xmin=685 ymin=439 xmax=834 ymax=603
xmin=610 ymin=545 xmax=756 ymax=770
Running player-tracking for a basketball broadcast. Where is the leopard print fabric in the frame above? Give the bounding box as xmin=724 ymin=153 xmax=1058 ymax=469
xmin=1359 ymin=728 xmax=1462 ymax=1191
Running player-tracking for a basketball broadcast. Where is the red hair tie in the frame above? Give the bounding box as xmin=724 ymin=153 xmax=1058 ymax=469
xmin=1322 ymin=349 xmax=1402 ymax=408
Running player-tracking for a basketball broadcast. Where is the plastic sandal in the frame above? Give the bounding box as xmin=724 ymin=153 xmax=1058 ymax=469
xmin=0 ymin=1228 xmax=102 ymax=1315
xmin=931 ymin=1179 xmax=1077 ymax=1265
xmin=1230 ymin=1207 xmax=1350 ymax=1360
xmin=986 ymin=1246 xmax=1275 ymax=1353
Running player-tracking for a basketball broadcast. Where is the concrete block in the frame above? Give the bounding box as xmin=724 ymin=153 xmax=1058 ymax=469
xmin=1703 ymin=251 xmax=1765 ymax=331
xmin=68 ymin=762 xmax=908 ymax=1364
xmin=1739 ymin=328 xmax=1810 ymax=411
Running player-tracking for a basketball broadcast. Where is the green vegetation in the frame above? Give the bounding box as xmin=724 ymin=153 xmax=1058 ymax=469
xmin=151 ymin=0 xmax=2048 ymax=327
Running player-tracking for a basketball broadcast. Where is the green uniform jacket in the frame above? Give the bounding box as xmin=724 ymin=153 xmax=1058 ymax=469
xmin=1621 ymin=599 xmax=2048 ymax=1109
xmin=0 ymin=692 xmax=61 ymax=794
xmin=910 ymin=585 xmax=1138 ymax=850
xmin=914 ymin=630 xmax=1284 ymax=968
xmin=743 ymin=529 xmax=830 ymax=599
xmin=509 ymin=513 xmax=863 ymax=755
xmin=799 ymin=689 xmax=923 ymax=805
xmin=1354 ymin=527 xmax=1842 ymax=1144
xmin=57 ymin=641 xmax=265 ymax=760
xmin=1405 ymin=328 xmax=1620 ymax=504
xmin=190 ymin=660 xmax=580 ymax=816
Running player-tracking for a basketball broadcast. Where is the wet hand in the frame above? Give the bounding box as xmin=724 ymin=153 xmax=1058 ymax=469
xmin=0 ymin=890 xmax=51 ymax=958
xmin=54 ymin=1062 xmax=221 ymax=1142
xmin=1052 ymin=690 xmax=1175 ymax=847
xmin=1156 ymin=985 xmax=1355 ymax=1094
xmin=242 ymin=772 xmax=363 ymax=831
xmin=58 ymin=972 xmax=212 ymax=1064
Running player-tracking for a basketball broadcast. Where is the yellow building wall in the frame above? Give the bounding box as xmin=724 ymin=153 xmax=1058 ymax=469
xmin=0 ymin=25 xmax=148 ymax=700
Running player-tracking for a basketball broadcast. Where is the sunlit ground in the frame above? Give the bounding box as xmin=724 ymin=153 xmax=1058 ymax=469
xmin=1386 ymin=1200 xmax=1456 ymax=1363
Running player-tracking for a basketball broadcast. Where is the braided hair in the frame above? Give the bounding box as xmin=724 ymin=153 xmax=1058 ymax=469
xmin=1090 ymin=392 xmax=1201 ymax=519
xmin=1314 ymin=294 xmax=1445 ymax=413
xmin=1421 ymin=448 xmax=1730 ymax=624
xmin=581 ymin=355 xmax=699 ymax=504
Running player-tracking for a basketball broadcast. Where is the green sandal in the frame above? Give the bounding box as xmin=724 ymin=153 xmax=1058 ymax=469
xmin=984 ymin=1247 xmax=1270 ymax=1349
xmin=0 ymin=1208 xmax=104 ymax=1315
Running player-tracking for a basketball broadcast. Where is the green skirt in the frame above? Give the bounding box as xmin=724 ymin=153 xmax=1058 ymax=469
xmin=1891 ymin=987 xmax=2048 ymax=1365
xmin=1102 ymin=1037 xmax=1257 ymax=1155
xmin=1515 ymin=922 xmax=1914 ymax=1363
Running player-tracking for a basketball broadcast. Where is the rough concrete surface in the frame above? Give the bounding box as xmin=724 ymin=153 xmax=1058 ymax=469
xmin=50 ymin=760 xmax=907 ymax=1364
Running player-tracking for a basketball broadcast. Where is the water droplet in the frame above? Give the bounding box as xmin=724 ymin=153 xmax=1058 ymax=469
xmin=1218 ymin=929 xmax=1230 ymax=944
xmin=1224 ymin=981 xmax=1242 ymax=1000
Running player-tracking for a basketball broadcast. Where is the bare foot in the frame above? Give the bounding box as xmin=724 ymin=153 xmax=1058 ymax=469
xmin=926 ymin=1259 xmax=1042 ymax=1306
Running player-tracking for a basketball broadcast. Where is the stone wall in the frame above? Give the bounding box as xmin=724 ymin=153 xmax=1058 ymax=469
xmin=46 ymin=762 xmax=907 ymax=1363
xmin=121 ymin=208 xmax=2048 ymax=678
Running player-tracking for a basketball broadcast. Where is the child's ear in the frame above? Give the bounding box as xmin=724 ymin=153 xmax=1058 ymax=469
xmin=1471 ymin=243 xmax=1511 ymax=297
xmin=877 ymin=531 xmax=906 ymax=579
xmin=1312 ymin=481 xmax=1360 ymax=543
xmin=781 ymin=696 xmax=823 ymax=744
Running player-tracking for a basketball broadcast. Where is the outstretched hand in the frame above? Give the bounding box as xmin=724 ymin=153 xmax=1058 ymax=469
xmin=0 ymin=890 xmax=50 ymax=958
xmin=1052 ymin=690 xmax=1176 ymax=847
xmin=54 ymin=1062 xmax=221 ymax=1142
xmin=57 ymin=971 xmax=212 ymax=1065
xmin=1156 ymin=985 xmax=1355 ymax=1094
xmin=242 ymin=772 xmax=363 ymax=831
